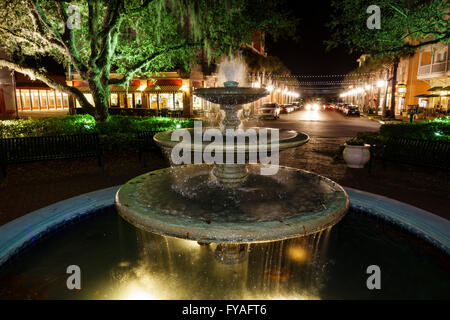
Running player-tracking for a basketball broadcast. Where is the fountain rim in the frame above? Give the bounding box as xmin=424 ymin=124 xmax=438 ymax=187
xmin=153 ymin=128 xmax=310 ymax=152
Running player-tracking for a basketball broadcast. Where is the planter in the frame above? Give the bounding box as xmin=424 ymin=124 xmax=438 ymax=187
xmin=343 ymin=144 xmax=371 ymax=168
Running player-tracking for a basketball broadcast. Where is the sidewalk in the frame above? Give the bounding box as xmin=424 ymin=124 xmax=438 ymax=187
xmin=0 ymin=141 xmax=448 ymax=226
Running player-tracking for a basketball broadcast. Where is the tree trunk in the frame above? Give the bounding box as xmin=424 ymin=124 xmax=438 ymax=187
xmin=381 ymin=69 xmax=389 ymax=117
xmin=389 ymin=57 xmax=400 ymax=119
xmin=88 ymin=78 xmax=110 ymax=122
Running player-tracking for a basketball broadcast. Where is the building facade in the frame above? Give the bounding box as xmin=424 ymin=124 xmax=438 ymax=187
xmin=344 ymin=43 xmax=449 ymax=119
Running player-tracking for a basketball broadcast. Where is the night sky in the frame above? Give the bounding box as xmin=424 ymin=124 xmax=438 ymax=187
xmin=265 ymin=0 xmax=360 ymax=77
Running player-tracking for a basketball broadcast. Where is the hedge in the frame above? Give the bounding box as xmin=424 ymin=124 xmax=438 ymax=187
xmin=357 ymin=117 xmax=450 ymax=145
xmin=379 ymin=118 xmax=450 ymax=141
xmin=0 ymin=115 xmax=195 ymax=152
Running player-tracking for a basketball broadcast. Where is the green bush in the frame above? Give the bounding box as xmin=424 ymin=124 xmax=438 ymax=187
xmin=379 ymin=119 xmax=450 ymax=141
xmin=0 ymin=115 xmax=96 ymax=138
xmin=0 ymin=115 xmax=195 ymax=152
xmin=345 ymin=138 xmax=365 ymax=146
xmin=356 ymin=131 xmax=385 ymax=145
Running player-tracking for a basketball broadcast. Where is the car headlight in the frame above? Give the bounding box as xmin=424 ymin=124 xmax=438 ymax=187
xmin=306 ymin=104 xmax=312 ymax=110
xmin=313 ymin=104 xmax=320 ymax=111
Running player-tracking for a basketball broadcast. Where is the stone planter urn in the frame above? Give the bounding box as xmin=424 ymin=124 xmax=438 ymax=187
xmin=343 ymin=144 xmax=371 ymax=168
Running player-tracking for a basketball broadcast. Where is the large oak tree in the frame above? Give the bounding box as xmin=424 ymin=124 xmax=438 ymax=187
xmin=0 ymin=0 xmax=296 ymax=121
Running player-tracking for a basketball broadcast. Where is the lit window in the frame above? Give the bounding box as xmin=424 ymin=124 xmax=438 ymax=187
xmin=39 ymin=90 xmax=48 ymax=109
xmin=48 ymin=91 xmax=56 ymax=108
xmin=63 ymin=93 xmax=69 ymax=108
xmin=135 ymin=93 xmax=142 ymax=108
xmin=31 ymin=90 xmax=40 ymax=110
xmin=110 ymin=93 xmax=118 ymax=107
xmin=15 ymin=90 xmax=22 ymax=110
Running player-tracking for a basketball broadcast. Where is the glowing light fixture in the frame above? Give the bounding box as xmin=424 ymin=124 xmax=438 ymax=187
xmin=377 ymin=80 xmax=386 ymax=88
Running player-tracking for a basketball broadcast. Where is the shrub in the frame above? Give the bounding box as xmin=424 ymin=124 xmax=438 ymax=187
xmin=356 ymin=131 xmax=384 ymax=145
xmin=0 ymin=115 xmax=196 ymax=152
xmin=379 ymin=119 xmax=450 ymax=141
xmin=0 ymin=115 xmax=96 ymax=138
xmin=345 ymin=138 xmax=365 ymax=146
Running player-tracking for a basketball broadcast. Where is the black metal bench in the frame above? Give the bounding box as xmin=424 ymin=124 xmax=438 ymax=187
xmin=369 ymin=137 xmax=450 ymax=171
xmin=0 ymin=133 xmax=104 ymax=180
xmin=137 ymin=130 xmax=162 ymax=167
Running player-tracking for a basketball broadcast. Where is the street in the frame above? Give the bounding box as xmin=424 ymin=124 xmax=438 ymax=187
xmin=246 ymin=109 xmax=381 ymax=138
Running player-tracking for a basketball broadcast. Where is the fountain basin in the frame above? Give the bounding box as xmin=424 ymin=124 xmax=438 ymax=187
xmin=115 ymin=164 xmax=349 ymax=243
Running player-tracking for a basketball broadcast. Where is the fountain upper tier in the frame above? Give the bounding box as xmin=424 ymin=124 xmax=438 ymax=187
xmin=194 ymin=87 xmax=268 ymax=106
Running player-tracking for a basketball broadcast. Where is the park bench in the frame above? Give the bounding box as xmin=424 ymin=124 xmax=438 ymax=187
xmin=0 ymin=133 xmax=104 ymax=180
xmin=369 ymin=137 xmax=450 ymax=171
xmin=137 ymin=130 xmax=163 ymax=167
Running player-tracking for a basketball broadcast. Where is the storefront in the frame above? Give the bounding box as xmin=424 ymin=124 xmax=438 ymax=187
xmin=73 ymin=77 xmax=188 ymax=116
xmin=15 ymin=88 xmax=70 ymax=111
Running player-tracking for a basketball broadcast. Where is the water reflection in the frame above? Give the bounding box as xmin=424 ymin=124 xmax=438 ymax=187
xmin=106 ymin=228 xmax=332 ymax=300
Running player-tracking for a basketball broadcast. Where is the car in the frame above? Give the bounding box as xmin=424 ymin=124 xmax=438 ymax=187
xmin=339 ymin=103 xmax=349 ymax=113
xmin=280 ymin=104 xmax=295 ymax=114
xmin=258 ymin=103 xmax=280 ymax=119
xmin=305 ymin=103 xmax=320 ymax=111
xmin=292 ymin=102 xmax=301 ymax=110
xmin=344 ymin=105 xmax=360 ymax=116
xmin=322 ymin=103 xmax=335 ymax=111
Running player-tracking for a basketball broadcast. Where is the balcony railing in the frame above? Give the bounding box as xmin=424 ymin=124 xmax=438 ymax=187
xmin=418 ymin=60 xmax=449 ymax=77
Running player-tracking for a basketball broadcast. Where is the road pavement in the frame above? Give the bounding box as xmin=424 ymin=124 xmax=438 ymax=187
xmin=245 ymin=109 xmax=381 ymax=138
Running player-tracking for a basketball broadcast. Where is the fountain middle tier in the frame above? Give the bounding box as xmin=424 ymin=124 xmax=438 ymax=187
xmin=154 ymin=127 xmax=310 ymax=187
xmin=116 ymin=164 xmax=349 ymax=243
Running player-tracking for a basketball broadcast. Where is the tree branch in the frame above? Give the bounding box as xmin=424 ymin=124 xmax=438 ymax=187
xmin=109 ymin=42 xmax=202 ymax=86
xmin=52 ymin=1 xmax=88 ymax=75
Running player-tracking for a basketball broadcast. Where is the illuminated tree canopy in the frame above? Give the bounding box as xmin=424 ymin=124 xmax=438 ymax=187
xmin=0 ymin=0 xmax=296 ymax=121
xmin=327 ymin=0 xmax=449 ymax=57
xmin=327 ymin=0 xmax=449 ymax=118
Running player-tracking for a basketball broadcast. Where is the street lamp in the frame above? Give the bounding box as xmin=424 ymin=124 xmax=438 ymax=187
xmin=377 ymin=80 xmax=386 ymax=88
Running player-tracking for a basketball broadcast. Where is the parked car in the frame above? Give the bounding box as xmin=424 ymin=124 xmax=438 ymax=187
xmin=292 ymin=102 xmax=301 ymax=110
xmin=338 ymin=103 xmax=349 ymax=113
xmin=344 ymin=105 xmax=360 ymax=116
xmin=258 ymin=103 xmax=280 ymax=119
xmin=322 ymin=103 xmax=335 ymax=111
xmin=280 ymin=104 xmax=295 ymax=114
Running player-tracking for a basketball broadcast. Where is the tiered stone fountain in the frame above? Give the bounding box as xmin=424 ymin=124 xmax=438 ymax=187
xmin=116 ymin=58 xmax=349 ymax=263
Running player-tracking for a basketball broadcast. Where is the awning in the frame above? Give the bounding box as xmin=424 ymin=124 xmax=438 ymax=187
xmin=427 ymin=86 xmax=443 ymax=92
xmin=108 ymin=85 xmax=182 ymax=93
xmin=415 ymin=94 xmax=440 ymax=98
xmin=145 ymin=85 xmax=181 ymax=93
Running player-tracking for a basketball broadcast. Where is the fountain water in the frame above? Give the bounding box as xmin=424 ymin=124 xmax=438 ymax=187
xmin=115 ymin=56 xmax=349 ymax=250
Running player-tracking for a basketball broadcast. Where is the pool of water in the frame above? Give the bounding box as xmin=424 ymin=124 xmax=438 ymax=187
xmin=0 ymin=206 xmax=448 ymax=300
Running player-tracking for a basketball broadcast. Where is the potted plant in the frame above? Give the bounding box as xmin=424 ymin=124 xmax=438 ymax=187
xmin=343 ymin=138 xmax=371 ymax=168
